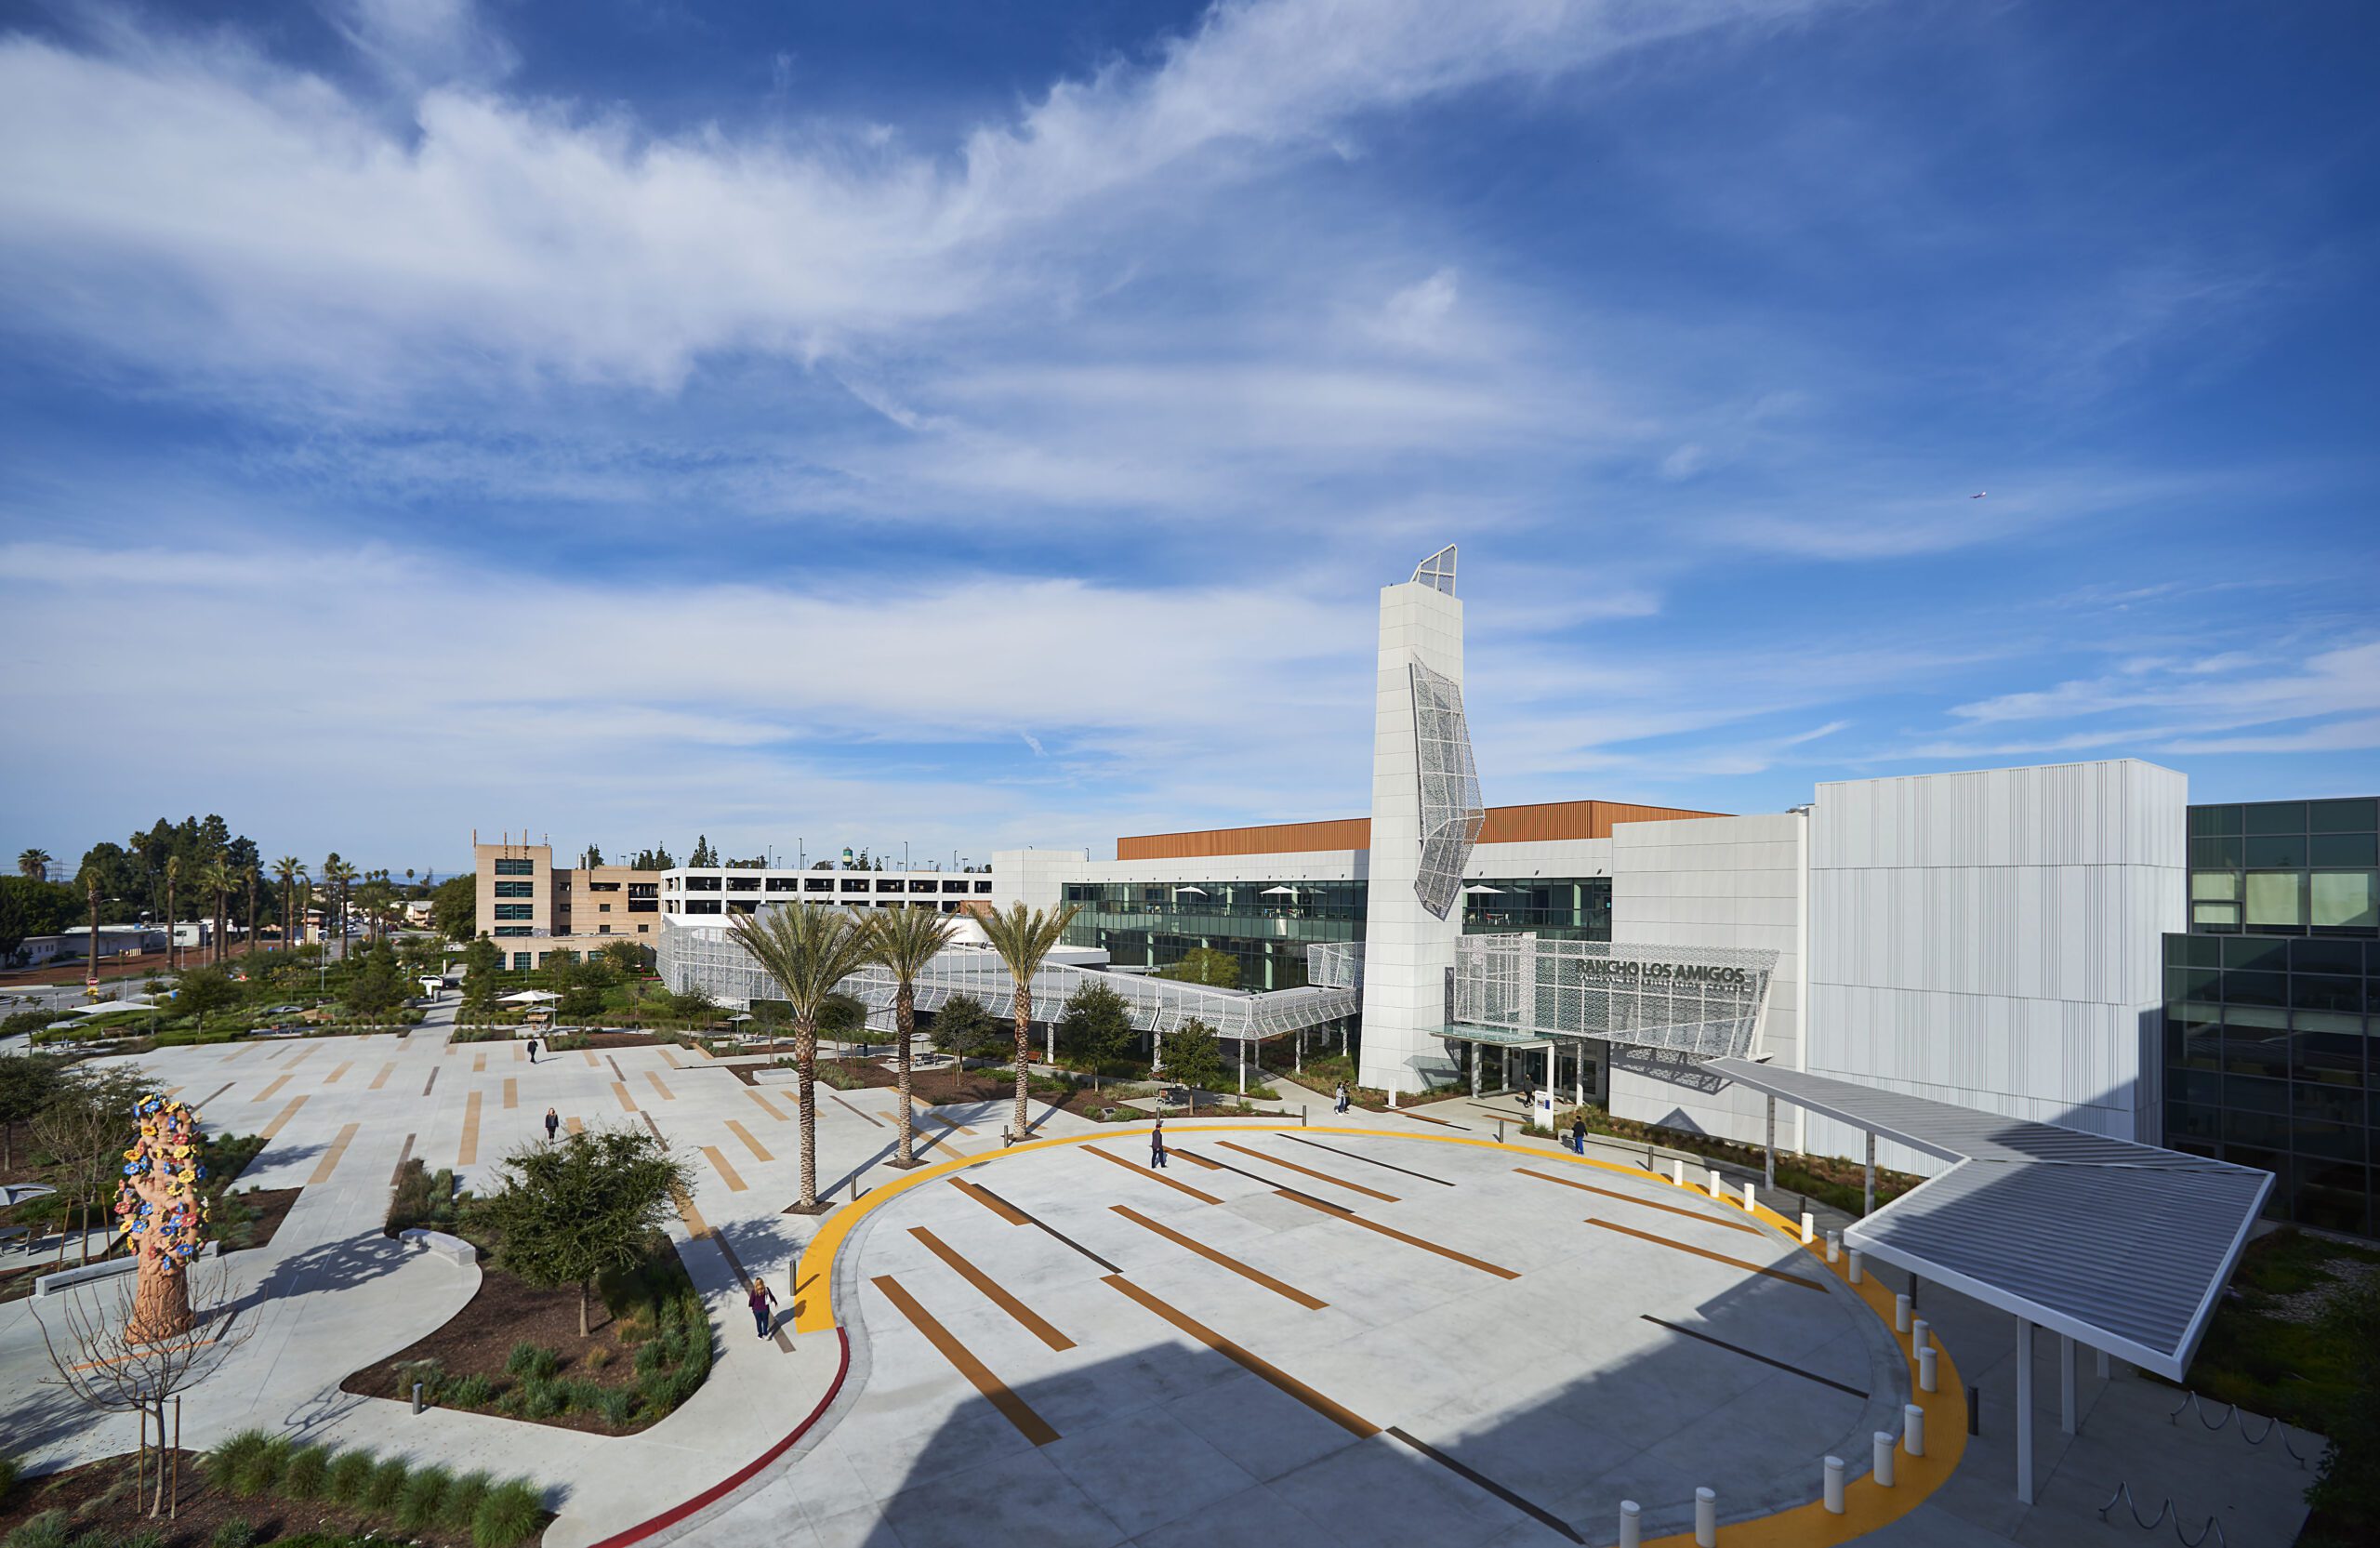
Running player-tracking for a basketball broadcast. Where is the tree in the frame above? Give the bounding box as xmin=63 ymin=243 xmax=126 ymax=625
xmin=243 ymin=865 xmax=258 ymax=965
xmin=726 ymin=905 xmax=872 ymax=1212
xmin=273 ymin=856 xmax=306 ymax=950
xmin=0 ymin=1051 xmax=63 ymax=1169
xmin=1155 ymin=946 xmax=1241 ymax=989
xmin=631 ymin=844 xmax=676 ymax=871
xmin=321 ymin=854 xmax=357 ymax=960
xmin=690 ymin=835 xmax=716 ymax=867
xmin=429 ymin=873 xmax=475 ymax=941
xmin=863 ymin=906 xmax=959 ymax=1167
xmin=581 ymin=843 xmax=605 ymax=867
xmin=817 ymin=991 xmax=866 ymax=1040
xmin=927 ymin=994 xmax=1003 ymax=1068
xmin=177 ymin=966 xmax=241 ymax=1034
xmin=0 ymin=880 xmax=23 ymax=965
xmin=602 ymin=940 xmax=648 ymax=975
xmin=18 ymin=847 xmax=50 ymax=880
xmin=163 ymin=854 xmax=180 ymax=971
xmin=33 ymin=1066 xmax=151 ymax=1266
xmin=975 ymin=902 xmax=1082 ymax=1142
xmin=1056 ymin=980 xmax=1136 ymax=1091
xmin=481 ymin=1126 xmax=692 ymax=1337
xmin=343 ymin=954 xmax=403 ymax=1019
xmin=2307 ymin=1273 xmax=2380 ymax=1534
xmin=193 ymin=856 xmax=232 ymax=967
xmin=464 ymin=935 xmax=503 ymax=977
xmin=1158 ymin=1019 xmax=1228 ymax=1105
xmin=81 ymin=863 xmax=101 ymax=986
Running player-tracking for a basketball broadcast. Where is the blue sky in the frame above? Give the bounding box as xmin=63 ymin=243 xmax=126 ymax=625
xmin=1 ymin=0 xmax=2374 ymax=875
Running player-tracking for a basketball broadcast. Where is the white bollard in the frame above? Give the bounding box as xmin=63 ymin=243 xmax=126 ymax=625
xmin=1823 ymin=1456 xmax=1845 ymax=1515
xmin=1872 ymin=1431 xmax=1896 ymax=1488
xmin=1895 ymin=1292 xmax=1911 ymax=1333
xmin=1918 ymin=1345 xmax=1938 ymax=1394
xmin=1742 ymin=1181 xmax=1757 ymax=1211
xmin=1672 ymin=1158 xmax=1686 ymax=1186
xmin=1904 ymin=1402 xmax=1926 ymax=1458
xmin=1911 ymin=1317 xmax=1930 ymax=1354
xmin=1709 ymin=1167 xmax=1725 ymax=1198
xmin=1694 ymin=1487 xmax=1716 ymax=1547
xmin=1619 ymin=1500 xmax=1641 ymax=1548
xmin=1848 ymin=1250 xmax=1863 ymax=1284
xmin=1801 ymin=1211 xmax=1815 ymax=1244
xmin=1826 ymin=1229 xmax=1841 ymax=1264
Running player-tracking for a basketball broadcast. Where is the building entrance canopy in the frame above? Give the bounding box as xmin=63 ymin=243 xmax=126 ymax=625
xmin=1705 ymin=1057 xmax=2271 ymax=1381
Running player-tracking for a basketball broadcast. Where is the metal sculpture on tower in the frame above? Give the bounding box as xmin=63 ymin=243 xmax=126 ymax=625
xmin=113 ymin=1094 xmax=210 ymax=1342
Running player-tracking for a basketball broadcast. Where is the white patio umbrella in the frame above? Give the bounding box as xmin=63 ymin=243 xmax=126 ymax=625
xmin=1461 ymin=884 xmax=1506 ymax=894
xmin=499 ymin=989 xmax=560 ymax=1004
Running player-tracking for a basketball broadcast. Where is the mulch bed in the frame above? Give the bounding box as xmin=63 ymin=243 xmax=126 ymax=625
xmin=0 ymin=1187 xmax=299 ymax=1303
xmin=338 ymin=1264 xmax=666 ymax=1436
xmin=0 ymin=1448 xmax=514 ymax=1548
xmin=231 ymin=1186 xmax=300 ymax=1253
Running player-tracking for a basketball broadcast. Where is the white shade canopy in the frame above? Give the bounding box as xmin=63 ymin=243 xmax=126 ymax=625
xmin=1461 ymin=884 xmax=1505 ymax=895
xmin=1173 ymin=886 xmax=1209 ymax=896
xmin=499 ymin=989 xmax=560 ymax=1003
xmin=1259 ymin=886 xmax=1299 ymax=896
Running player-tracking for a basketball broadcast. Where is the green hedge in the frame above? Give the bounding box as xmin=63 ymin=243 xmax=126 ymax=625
xmin=202 ymin=1433 xmax=546 ymax=1548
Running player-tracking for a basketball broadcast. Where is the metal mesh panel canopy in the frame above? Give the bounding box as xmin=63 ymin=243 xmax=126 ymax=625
xmin=1305 ymin=940 xmax=1363 ymax=989
xmin=1410 ymin=544 xmax=1457 ymax=595
xmin=1409 ymin=661 xmax=1485 ymax=920
xmin=658 ymin=920 xmax=1357 ymax=1042
xmin=1451 ymin=934 xmax=1778 ymax=1060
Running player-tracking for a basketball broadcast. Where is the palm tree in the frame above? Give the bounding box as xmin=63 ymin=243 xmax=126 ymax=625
xmin=322 ymin=857 xmax=357 ymax=959
xmin=273 ymin=857 xmax=305 ymax=951
xmin=244 ymin=865 xmax=259 ymax=965
xmin=862 ymin=906 xmax=960 ymax=1169
xmin=195 ymin=857 xmax=232 ymax=966
xmin=975 ymin=903 xmax=1082 ymax=1143
xmin=163 ymin=855 xmax=181 ymax=972
xmin=79 ymin=865 xmax=100 ymax=988
xmin=726 ymin=904 xmax=872 ymax=1212
xmin=17 ymin=848 xmax=50 ymax=880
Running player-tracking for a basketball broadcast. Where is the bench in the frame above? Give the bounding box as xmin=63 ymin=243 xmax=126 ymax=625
xmin=399 ymin=1229 xmax=477 ymax=1267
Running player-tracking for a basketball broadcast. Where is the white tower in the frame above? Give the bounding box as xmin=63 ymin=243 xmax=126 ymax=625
xmin=1357 ymin=546 xmax=1485 ymax=1094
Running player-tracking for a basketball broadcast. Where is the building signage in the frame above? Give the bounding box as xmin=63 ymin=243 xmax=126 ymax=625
xmin=1575 ymin=959 xmax=1751 ymax=986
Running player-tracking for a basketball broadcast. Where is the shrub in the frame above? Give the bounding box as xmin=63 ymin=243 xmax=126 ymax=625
xmin=361 ymin=1457 xmax=410 ymax=1512
xmin=324 ymin=1450 xmax=375 ymax=1506
xmin=113 ymin=1533 xmax=164 ymax=1548
xmin=201 ymin=1432 xmax=271 ymax=1491
xmin=517 ymin=1376 xmax=563 ymax=1420
xmin=598 ymin=1386 xmax=639 ymax=1427
xmin=505 ymin=1343 xmax=560 ymax=1380
xmin=395 ymin=1466 xmax=453 ymax=1531
xmin=2 ymin=1515 xmax=68 ymax=1548
xmin=392 ymin=1357 xmax=445 ymax=1400
xmin=558 ymin=1379 xmax=606 ymax=1414
xmin=632 ymin=1340 xmax=668 ymax=1376
xmin=443 ymin=1472 xmax=494 ymax=1532
xmin=471 ymin=1479 xmax=546 ymax=1548
xmin=582 ymin=1344 xmax=612 ymax=1371
xmin=445 ymin=1372 xmax=497 ymax=1409
xmin=0 ymin=1456 xmax=17 ymax=1502
xmin=279 ymin=1446 xmax=330 ymax=1501
xmin=228 ymin=1436 xmax=291 ymax=1500
xmin=207 ymin=1522 xmax=255 ymax=1548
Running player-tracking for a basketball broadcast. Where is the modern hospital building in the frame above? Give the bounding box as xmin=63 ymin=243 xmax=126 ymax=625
xmin=475 ymin=547 xmax=2379 ymax=1240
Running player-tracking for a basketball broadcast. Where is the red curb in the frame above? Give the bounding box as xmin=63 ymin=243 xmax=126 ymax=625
xmin=580 ymin=1326 xmax=853 ymax=1548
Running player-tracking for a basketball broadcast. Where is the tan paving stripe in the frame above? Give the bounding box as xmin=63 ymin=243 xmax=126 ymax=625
xmin=1514 ymin=1167 xmax=1761 ymax=1235
xmin=827 ymin=1092 xmax=883 ymax=1128
xmin=726 ymin=1118 xmax=774 ymax=1162
xmin=503 ymin=1077 xmax=519 ymax=1110
xmin=284 ymin=1044 xmax=318 ymax=1067
xmin=473 ymin=1052 xmax=487 ymax=1074
xmin=671 ymin=1184 xmax=711 ymax=1238
xmin=949 ymin=1176 xmax=1032 ymax=1225
xmin=644 ymin=1071 xmax=675 ymax=1103
xmin=251 ymin=1074 xmax=293 ymax=1103
xmin=582 ymin=1050 xmax=600 ymax=1066
xmin=1585 ymin=1218 xmax=1829 ymax=1292
xmin=367 ymin=1063 xmax=396 ymax=1091
xmin=1085 ymin=1145 xmax=1223 ymax=1205
xmin=1275 ymin=1189 xmax=1520 ymax=1280
xmin=456 ymin=1091 xmax=483 ymax=1165
xmin=258 ymin=1096 xmax=308 ymax=1139
xmin=1387 ymin=1106 xmax=1461 ymax=1128
xmin=566 ymin=1117 xmax=585 ymax=1135
xmin=1104 ymin=1275 xmax=1374 ymax=1436
xmin=688 ymin=1041 xmax=715 ymax=1061
xmin=324 ymin=1062 xmax=352 ymax=1084
xmin=162 ymin=1086 xmax=182 ymax=1100
xmin=745 ymin=1087 xmax=789 ymax=1122
xmin=390 ymin=1132 xmax=415 ymax=1184
xmin=308 ymin=1123 xmax=361 ymax=1184
xmin=1110 ymin=1206 xmax=1327 ymax=1310
xmin=612 ymin=1081 xmax=638 ymax=1113
xmin=221 ymin=1043 xmax=256 ymax=1062
xmin=659 ymin=1047 xmax=682 ymax=1068
xmin=701 ymin=1144 xmax=748 ymax=1193
xmin=1221 ymin=1140 xmax=1397 ymax=1202
xmin=421 ymin=1067 xmax=439 ymax=1097
xmin=874 ymin=1274 xmax=1059 ymax=1445
xmin=910 ymin=1094 xmax=977 ymax=1133
xmin=1171 ymin=1148 xmax=1224 ymax=1171
xmin=190 ymin=1081 xmax=235 ymax=1110
xmin=909 ymin=1226 xmax=1075 ymax=1351
xmin=512 ymin=1042 xmax=525 ymax=1062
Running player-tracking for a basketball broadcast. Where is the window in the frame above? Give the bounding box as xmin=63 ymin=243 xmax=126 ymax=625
xmin=943 ymin=880 xmax=970 ymax=893
xmin=588 ymin=880 xmax=621 ymax=892
xmin=628 ymin=882 xmax=657 ymax=898
xmin=2309 ymin=799 xmax=2379 ymax=832
xmin=840 ymin=880 xmax=868 ymax=893
xmin=511 ymin=952 xmax=532 ymax=970
xmin=728 ymin=876 xmax=760 ymax=892
xmin=628 ymin=899 xmax=658 ymax=913
xmin=684 ymin=899 xmax=721 ymax=915
xmin=806 ymin=879 xmax=833 ymax=893
xmin=495 ymin=880 xmax=535 ymax=899
xmin=494 ymin=904 xmax=534 ymax=921
xmin=877 ymin=880 xmax=904 ymax=893
xmin=598 ymin=924 xmax=613 ymax=934
xmin=2246 ymin=872 xmax=2305 ymax=929
xmin=975 ymin=880 xmax=993 ymax=893
xmin=496 ymin=927 xmax=530 ymax=939
xmin=766 ymin=878 xmax=802 ymax=893
xmin=637 ymin=924 xmax=649 ymax=933
xmin=686 ymin=874 xmax=721 ymax=892
xmin=2312 ymin=872 xmax=2379 ymax=930
xmin=2245 ymin=802 xmax=2307 ymax=834
xmin=495 ymin=858 xmax=535 ymax=877
xmin=598 ymin=903 xmax=612 ymax=912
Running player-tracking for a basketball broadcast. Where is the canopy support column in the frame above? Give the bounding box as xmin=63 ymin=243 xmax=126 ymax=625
xmin=2016 ymin=1318 xmax=2036 ymax=1504
xmin=2059 ymin=1334 xmax=2077 ymax=1434
xmin=1863 ymin=1131 xmax=1876 ymax=1217
xmin=1764 ymin=1097 xmax=1777 ymax=1191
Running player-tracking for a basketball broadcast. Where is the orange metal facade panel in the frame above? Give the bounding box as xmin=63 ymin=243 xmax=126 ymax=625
xmin=1116 ymin=800 xmax=1726 ymax=861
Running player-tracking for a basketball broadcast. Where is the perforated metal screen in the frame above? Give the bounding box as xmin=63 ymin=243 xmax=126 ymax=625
xmin=1409 ymin=660 xmax=1485 ymax=920
xmin=1450 ymin=934 xmax=1777 ymax=1059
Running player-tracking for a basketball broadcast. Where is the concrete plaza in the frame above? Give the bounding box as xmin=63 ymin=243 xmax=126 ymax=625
xmin=0 ymin=1011 xmax=2323 ymax=1547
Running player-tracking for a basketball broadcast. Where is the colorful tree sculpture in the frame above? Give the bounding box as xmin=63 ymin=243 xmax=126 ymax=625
xmin=113 ymin=1094 xmax=210 ymax=1342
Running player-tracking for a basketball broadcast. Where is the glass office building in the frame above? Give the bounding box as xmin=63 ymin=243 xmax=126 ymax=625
xmin=1061 ymin=874 xmax=1613 ymax=991
xmin=2164 ymin=797 xmax=2379 ymax=1238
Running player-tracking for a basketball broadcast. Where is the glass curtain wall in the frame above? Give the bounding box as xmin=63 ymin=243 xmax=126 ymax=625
xmin=2188 ymin=799 xmax=2380 ymax=933
xmin=1062 ymin=880 xmax=1364 ymax=990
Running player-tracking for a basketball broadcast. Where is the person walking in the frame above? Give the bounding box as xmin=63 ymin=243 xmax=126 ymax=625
xmin=1333 ymin=1079 xmax=1349 ymax=1116
xmin=526 ymin=1036 xmax=539 ymax=1064
xmin=747 ymin=1277 xmax=779 ymax=1340
xmin=544 ymin=1106 xmax=561 ymax=1142
xmin=1149 ymin=1114 xmax=1168 ymax=1170
xmin=1569 ymin=1115 xmax=1586 ymax=1155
